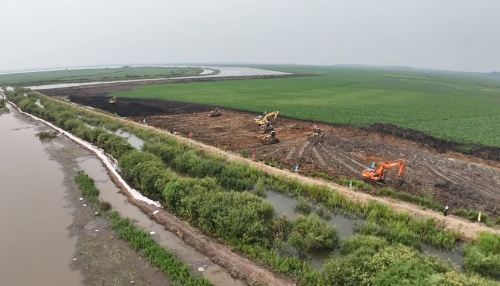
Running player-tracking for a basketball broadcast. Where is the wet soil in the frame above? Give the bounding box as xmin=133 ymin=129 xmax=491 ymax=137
xmin=53 ymin=143 xmax=170 ymax=286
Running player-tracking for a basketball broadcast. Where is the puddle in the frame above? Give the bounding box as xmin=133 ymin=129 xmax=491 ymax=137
xmin=77 ymin=157 xmax=245 ymax=286
xmin=423 ymin=244 xmax=464 ymax=270
xmin=265 ymin=191 xmax=356 ymax=239
xmin=264 ymin=191 xmax=465 ymax=271
xmin=112 ymin=128 xmax=144 ymax=150
xmin=0 ymin=111 xmax=83 ymax=285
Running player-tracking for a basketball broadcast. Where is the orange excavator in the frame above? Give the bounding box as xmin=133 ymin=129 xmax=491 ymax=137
xmin=362 ymin=159 xmax=406 ymax=183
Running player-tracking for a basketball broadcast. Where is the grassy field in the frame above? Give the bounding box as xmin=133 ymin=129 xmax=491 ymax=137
xmin=113 ymin=66 xmax=500 ymax=147
xmin=0 ymin=66 xmax=206 ymax=86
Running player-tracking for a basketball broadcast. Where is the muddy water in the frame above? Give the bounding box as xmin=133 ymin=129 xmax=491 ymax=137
xmin=76 ymin=157 xmax=246 ymax=286
xmin=114 ymin=129 xmax=144 ymax=150
xmin=0 ymin=111 xmax=83 ymax=285
xmin=266 ymin=191 xmax=357 ymax=239
xmin=264 ymin=191 xmax=465 ymax=270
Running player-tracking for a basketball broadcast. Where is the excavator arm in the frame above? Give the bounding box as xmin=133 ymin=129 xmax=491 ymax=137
xmin=362 ymin=159 xmax=405 ymax=182
xmin=256 ymin=111 xmax=279 ymax=126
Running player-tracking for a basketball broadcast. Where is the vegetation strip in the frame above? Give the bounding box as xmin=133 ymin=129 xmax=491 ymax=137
xmin=7 ymin=89 xmax=500 ymax=285
xmin=75 ymin=171 xmax=213 ymax=286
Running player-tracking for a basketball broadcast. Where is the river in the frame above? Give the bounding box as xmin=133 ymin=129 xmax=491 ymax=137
xmin=24 ymin=66 xmax=290 ymax=90
xmin=0 ymin=107 xmax=83 ymax=285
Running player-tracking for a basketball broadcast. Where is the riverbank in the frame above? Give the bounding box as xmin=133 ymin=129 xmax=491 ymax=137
xmin=0 ymin=107 xmax=170 ymax=285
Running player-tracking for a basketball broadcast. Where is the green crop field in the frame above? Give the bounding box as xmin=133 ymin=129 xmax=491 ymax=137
xmin=113 ymin=66 xmax=500 ymax=147
xmin=0 ymin=66 xmax=207 ymax=86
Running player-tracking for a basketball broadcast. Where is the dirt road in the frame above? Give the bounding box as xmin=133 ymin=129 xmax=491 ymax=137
xmin=32 ymin=90 xmax=500 ymax=242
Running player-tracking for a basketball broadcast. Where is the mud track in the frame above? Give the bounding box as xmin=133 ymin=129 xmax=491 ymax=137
xmin=36 ymin=85 xmax=500 ymax=236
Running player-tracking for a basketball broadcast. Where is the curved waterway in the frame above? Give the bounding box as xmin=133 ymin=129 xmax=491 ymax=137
xmin=0 ymin=108 xmax=83 ymax=285
xmin=25 ymin=66 xmax=290 ymax=90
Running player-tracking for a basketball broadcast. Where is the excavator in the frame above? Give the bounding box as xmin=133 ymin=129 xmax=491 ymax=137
xmin=109 ymin=96 xmax=117 ymax=104
xmin=308 ymin=125 xmax=322 ymax=141
xmin=261 ymin=129 xmax=280 ymax=144
xmin=208 ymin=107 xmax=222 ymax=117
xmin=362 ymin=159 xmax=406 ymax=184
xmin=255 ymin=111 xmax=279 ymax=133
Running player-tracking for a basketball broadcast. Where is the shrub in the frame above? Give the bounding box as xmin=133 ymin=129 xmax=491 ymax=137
xmin=289 ymin=214 xmax=338 ymax=253
xmin=294 ymin=198 xmax=313 ymax=214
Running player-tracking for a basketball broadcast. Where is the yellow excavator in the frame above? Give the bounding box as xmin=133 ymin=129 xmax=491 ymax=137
xmin=255 ymin=111 xmax=279 ymax=133
xmin=109 ymin=96 xmax=117 ymax=104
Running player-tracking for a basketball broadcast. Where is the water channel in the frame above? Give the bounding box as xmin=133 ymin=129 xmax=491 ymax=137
xmin=264 ymin=191 xmax=465 ymax=270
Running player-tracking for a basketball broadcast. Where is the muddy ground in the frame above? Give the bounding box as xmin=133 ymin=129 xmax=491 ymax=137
xmin=41 ymin=84 xmax=500 ymax=216
xmin=43 ymin=130 xmax=171 ymax=285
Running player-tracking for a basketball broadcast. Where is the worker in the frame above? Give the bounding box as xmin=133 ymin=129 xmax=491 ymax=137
xmin=444 ymin=206 xmax=449 ymax=217
xmin=270 ymin=130 xmax=276 ymax=137
xmin=143 ymin=118 xmax=146 ymax=124
xmin=215 ymin=107 xmax=219 ymax=113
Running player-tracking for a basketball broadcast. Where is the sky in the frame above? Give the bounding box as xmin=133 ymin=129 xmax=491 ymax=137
xmin=0 ymin=0 xmax=499 ymax=73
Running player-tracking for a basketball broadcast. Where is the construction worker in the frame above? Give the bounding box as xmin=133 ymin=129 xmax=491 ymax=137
xmin=444 ymin=206 xmax=449 ymax=217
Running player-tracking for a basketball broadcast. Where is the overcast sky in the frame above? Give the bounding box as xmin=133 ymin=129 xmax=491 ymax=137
xmin=0 ymin=0 xmax=499 ymax=72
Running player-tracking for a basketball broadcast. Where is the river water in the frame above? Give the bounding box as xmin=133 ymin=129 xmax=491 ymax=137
xmin=25 ymin=66 xmax=290 ymax=90
xmin=0 ymin=108 xmax=83 ymax=285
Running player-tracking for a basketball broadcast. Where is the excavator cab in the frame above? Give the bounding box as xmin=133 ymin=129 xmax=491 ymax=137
xmin=309 ymin=127 xmax=322 ymax=141
xmin=261 ymin=130 xmax=279 ymax=144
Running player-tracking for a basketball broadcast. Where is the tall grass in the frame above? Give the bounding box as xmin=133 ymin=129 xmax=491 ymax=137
xmin=75 ymin=170 xmax=213 ymax=286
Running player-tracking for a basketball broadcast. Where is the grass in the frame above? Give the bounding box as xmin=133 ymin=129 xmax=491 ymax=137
xmin=36 ymin=130 xmax=58 ymax=140
xmin=112 ymin=66 xmax=500 ymax=148
xmin=75 ymin=171 xmax=213 ymax=286
xmin=0 ymin=66 xmax=206 ymax=86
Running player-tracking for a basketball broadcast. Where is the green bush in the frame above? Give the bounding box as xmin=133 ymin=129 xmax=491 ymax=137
xmin=294 ymin=198 xmax=313 ymax=214
xmin=464 ymin=232 xmax=500 ymax=280
xmin=316 ymin=204 xmax=332 ymax=220
xmin=289 ymin=214 xmax=338 ymax=253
